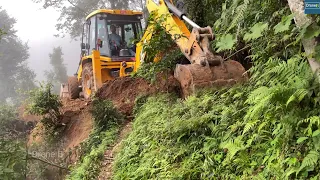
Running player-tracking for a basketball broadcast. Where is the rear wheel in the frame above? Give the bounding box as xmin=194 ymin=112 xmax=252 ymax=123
xmin=68 ymin=76 xmax=80 ymax=99
xmin=82 ymin=63 xmax=94 ymax=99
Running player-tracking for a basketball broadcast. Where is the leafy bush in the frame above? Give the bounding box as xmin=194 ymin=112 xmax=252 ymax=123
xmin=66 ymin=98 xmax=124 ymax=180
xmin=133 ymin=49 xmax=184 ymax=83
xmin=132 ymin=11 xmax=185 ymax=83
xmin=0 ymin=105 xmax=17 ymax=133
xmin=26 ymin=83 xmax=62 ymax=141
xmin=91 ymin=99 xmax=124 ymax=131
xmin=0 ymin=140 xmax=26 ymax=180
xmin=113 ymin=54 xmax=320 ymax=179
xmin=0 ymin=104 xmax=26 ymax=180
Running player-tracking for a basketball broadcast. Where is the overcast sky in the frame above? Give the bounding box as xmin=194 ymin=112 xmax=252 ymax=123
xmin=1 ymin=0 xmax=80 ymax=82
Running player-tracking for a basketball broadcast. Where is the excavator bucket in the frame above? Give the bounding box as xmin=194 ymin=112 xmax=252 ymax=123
xmin=172 ymin=26 xmax=247 ymax=97
xmin=147 ymin=0 xmax=249 ymax=97
xmin=174 ymin=60 xmax=247 ymax=97
xmin=59 ymin=76 xmax=81 ymax=99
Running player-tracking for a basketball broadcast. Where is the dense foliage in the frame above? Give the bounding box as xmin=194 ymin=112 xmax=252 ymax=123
xmin=114 ymin=56 xmax=320 ymax=179
xmin=0 ymin=104 xmax=27 ymax=180
xmin=67 ymin=98 xmax=124 ymax=180
xmin=0 ymin=105 xmax=17 ymax=133
xmin=0 ymin=140 xmax=26 ymax=180
xmin=26 ymin=83 xmax=63 ymax=141
xmin=133 ymin=11 xmax=185 ymax=83
xmin=113 ymin=0 xmax=320 ymax=179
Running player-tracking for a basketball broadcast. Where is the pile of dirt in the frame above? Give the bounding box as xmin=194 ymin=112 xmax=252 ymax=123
xmin=28 ymin=98 xmax=93 ymax=162
xmin=96 ymin=72 xmax=181 ymax=116
xmin=59 ymin=99 xmax=93 ymax=151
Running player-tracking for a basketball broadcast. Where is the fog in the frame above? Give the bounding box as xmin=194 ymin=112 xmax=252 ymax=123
xmin=1 ymin=0 xmax=80 ymax=82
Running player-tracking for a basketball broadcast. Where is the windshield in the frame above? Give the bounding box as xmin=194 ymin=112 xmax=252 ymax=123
xmin=97 ymin=17 xmax=142 ymax=57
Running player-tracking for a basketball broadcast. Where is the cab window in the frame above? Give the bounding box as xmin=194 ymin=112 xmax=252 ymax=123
xmin=89 ymin=16 xmax=96 ymax=51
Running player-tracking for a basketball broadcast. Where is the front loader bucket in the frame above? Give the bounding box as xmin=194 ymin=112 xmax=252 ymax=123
xmin=174 ymin=60 xmax=247 ymax=97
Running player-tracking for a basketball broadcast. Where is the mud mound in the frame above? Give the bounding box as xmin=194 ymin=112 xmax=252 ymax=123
xmin=60 ymin=99 xmax=93 ymax=151
xmin=28 ymin=98 xmax=93 ymax=158
xmin=96 ymin=72 xmax=181 ymax=116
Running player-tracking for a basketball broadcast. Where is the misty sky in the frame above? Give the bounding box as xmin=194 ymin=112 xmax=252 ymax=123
xmin=1 ymin=0 xmax=80 ymax=82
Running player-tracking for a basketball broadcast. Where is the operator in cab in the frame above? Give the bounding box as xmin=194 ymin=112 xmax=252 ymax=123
xmin=109 ymin=25 xmax=123 ymax=56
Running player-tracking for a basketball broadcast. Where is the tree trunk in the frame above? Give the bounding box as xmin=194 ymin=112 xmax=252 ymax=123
xmin=287 ymin=0 xmax=320 ymax=74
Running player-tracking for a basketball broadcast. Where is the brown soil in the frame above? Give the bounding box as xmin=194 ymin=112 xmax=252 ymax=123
xmin=98 ymin=121 xmax=133 ymax=180
xmin=28 ymin=98 xmax=93 ymax=163
xmin=26 ymin=72 xmax=180 ymax=179
xmin=96 ymin=72 xmax=181 ymax=116
xmin=60 ymin=98 xmax=93 ymax=151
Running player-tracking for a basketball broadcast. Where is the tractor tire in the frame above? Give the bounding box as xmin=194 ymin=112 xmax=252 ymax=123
xmin=68 ymin=76 xmax=80 ymax=99
xmin=82 ymin=63 xmax=94 ymax=99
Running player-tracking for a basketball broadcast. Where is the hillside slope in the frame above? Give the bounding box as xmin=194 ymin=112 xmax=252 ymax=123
xmin=113 ymin=56 xmax=320 ymax=179
xmin=109 ymin=0 xmax=320 ymax=178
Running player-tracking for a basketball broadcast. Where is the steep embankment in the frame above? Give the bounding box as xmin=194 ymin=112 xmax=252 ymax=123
xmin=112 ymin=57 xmax=320 ymax=179
xmin=108 ymin=0 xmax=320 ymax=178
xmin=66 ymin=73 xmax=181 ymax=179
xmin=28 ymin=98 xmax=93 ymax=165
xmin=96 ymin=73 xmax=181 ymax=115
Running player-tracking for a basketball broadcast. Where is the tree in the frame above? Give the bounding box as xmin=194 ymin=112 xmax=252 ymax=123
xmin=32 ymin=0 xmax=144 ymax=39
xmin=0 ymin=7 xmax=36 ymax=103
xmin=287 ymin=0 xmax=320 ymax=75
xmin=44 ymin=46 xmax=68 ymax=94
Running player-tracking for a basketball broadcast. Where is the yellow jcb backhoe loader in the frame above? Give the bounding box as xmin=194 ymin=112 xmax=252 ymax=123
xmin=59 ymin=0 xmax=246 ymax=99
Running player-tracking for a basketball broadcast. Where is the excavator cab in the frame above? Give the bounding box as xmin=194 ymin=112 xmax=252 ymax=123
xmin=62 ymin=10 xmax=144 ymax=99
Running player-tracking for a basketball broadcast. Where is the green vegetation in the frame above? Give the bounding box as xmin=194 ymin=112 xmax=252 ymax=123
xmin=0 ymin=105 xmax=17 ymax=132
xmin=114 ymin=55 xmax=320 ymax=179
xmin=0 ymin=140 xmax=26 ymax=180
xmin=66 ymin=98 xmax=124 ymax=180
xmin=0 ymin=104 xmax=27 ymax=180
xmin=132 ymin=12 xmax=185 ymax=83
xmin=113 ymin=0 xmax=320 ymax=179
xmin=26 ymin=83 xmax=63 ymax=142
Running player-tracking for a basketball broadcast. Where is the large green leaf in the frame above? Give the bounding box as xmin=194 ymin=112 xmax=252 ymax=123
xmin=216 ymin=34 xmax=236 ymax=52
xmin=314 ymin=45 xmax=320 ymax=62
xmin=297 ymin=137 xmax=308 ymax=144
xmin=312 ymin=129 xmax=320 ymax=137
xmin=274 ymin=14 xmax=294 ymax=34
xmin=244 ymin=22 xmax=269 ymax=42
xmin=304 ymin=24 xmax=320 ymax=39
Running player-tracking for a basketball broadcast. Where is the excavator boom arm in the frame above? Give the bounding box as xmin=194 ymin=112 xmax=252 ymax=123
xmin=137 ymin=0 xmax=247 ymax=97
xmin=143 ymin=0 xmax=221 ymax=66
